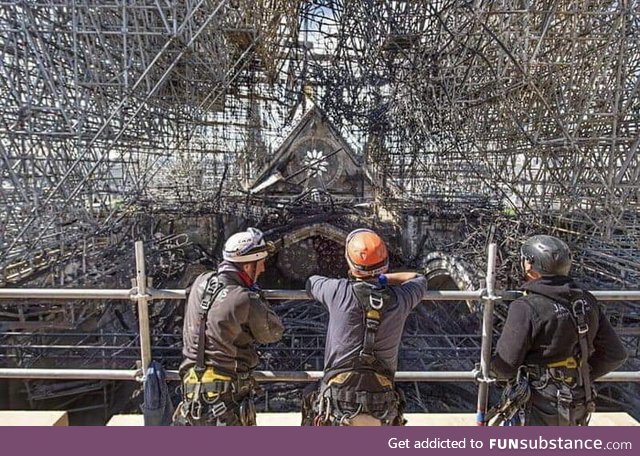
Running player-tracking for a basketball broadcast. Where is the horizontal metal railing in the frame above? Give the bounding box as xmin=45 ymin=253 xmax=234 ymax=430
xmin=2 ymin=288 xmax=638 ymax=301
xmin=0 ymin=368 xmax=636 ymax=383
xmin=0 ymin=288 xmax=183 ymax=300
xmin=0 ymin=241 xmax=638 ymax=396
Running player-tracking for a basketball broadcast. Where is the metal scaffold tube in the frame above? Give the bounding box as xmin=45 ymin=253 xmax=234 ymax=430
xmin=262 ymin=289 xmax=486 ymax=301
xmin=0 ymin=369 xmax=140 ymax=381
xmin=0 ymin=289 xmax=136 ymax=300
xmin=0 ymin=369 xmax=637 ymax=383
xmin=134 ymin=240 xmax=152 ymax=374
xmin=0 ymin=0 xmax=638 ymax=423
xmin=476 ymin=243 xmax=499 ymax=426
xmin=2 ymin=288 xmax=639 ymax=302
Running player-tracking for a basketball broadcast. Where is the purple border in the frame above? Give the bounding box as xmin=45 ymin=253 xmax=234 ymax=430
xmin=1 ymin=426 xmax=637 ymax=456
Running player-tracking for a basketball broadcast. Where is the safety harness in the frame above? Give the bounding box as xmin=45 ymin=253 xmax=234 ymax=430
xmin=309 ymin=278 xmax=404 ymax=426
xmin=487 ymin=294 xmax=595 ymax=426
xmin=536 ymin=297 xmax=595 ymax=425
xmin=572 ymin=297 xmax=595 ymax=414
xmin=175 ymin=272 xmax=257 ymax=426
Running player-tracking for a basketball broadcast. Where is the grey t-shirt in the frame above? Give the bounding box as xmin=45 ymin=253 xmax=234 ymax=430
xmin=306 ymin=275 xmax=428 ymax=374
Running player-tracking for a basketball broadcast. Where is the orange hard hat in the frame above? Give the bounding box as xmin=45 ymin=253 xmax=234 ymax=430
xmin=345 ymin=229 xmax=389 ymax=277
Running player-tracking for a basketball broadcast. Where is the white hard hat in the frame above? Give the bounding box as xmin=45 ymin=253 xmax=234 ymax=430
xmin=223 ymin=227 xmax=275 ymax=263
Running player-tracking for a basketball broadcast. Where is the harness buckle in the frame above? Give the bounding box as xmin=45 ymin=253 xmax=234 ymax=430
xmin=572 ymin=299 xmax=586 ymax=316
xmin=365 ymin=318 xmax=380 ymax=330
xmin=200 ymin=277 xmax=224 ymax=313
xmin=237 ymin=371 xmax=251 ymax=381
xmin=359 ymin=352 xmax=376 ymax=365
xmin=548 ymin=368 xmax=576 ymax=386
xmin=190 ymin=400 xmax=203 ymax=421
xmin=209 ymin=400 xmax=228 ymax=418
xmin=193 ymin=366 xmax=206 ymax=381
xmin=369 ymin=294 xmax=384 ymax=310
xmin=571 ymin=299 xmax=589 ymax=333
xmin=556 ymin=388 xmax=573 ymax=404
xmin=189 ymin=382 xmax=203 ymax=420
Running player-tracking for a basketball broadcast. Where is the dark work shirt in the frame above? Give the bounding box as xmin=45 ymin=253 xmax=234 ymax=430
xmin=181 ymin=261 xmax=284 ymax=376
xmin=492 ymin=276 xmax=627 ymax=380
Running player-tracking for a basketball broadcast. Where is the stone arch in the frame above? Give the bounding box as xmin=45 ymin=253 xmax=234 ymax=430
xmin=420 ymin=252 xmax=481 ymax=312
xmin=276 ymin=222 xmax=348 ymax=249
xmin=265 ymin=223 xmax=349 ymax=284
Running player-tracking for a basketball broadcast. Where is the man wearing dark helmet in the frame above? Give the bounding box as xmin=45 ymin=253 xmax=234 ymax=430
xmin=491 ymin=235 xmax=627 ymax=426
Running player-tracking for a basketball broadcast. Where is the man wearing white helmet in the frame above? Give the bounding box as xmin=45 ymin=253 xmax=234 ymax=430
xmin=174 ymin=228 xmax=284 ymax=426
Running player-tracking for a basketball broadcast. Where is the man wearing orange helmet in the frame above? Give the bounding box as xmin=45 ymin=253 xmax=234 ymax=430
xmin=302 ymin=228 xmax=429 ymax=426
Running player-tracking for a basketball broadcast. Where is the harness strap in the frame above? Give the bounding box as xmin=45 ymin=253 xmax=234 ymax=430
xmin=556 ymin=383 xmax=573 ymax=425
xmin=324 ymin=282 xmax=395 ymax=382
xmin=361 ymin=307 xmax=381 ymax=363
xmin=571 ymin=298 xmax=593 ymax=404
xmin=352 ymin=282 xmax=388 ymax=366
xmin=195 ymin=273 xmax=226 ymax=378
xmin=329 ymin=388 xmax=397 ymax=406
xmin=527 ymin=294 xmax=594 ymax=402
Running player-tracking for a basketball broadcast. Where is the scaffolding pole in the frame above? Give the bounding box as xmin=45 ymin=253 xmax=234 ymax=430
xmin=476 ymin=243 xmax=499 ymax=426
xmin=134 ymin=240 xmax=152 ymax=374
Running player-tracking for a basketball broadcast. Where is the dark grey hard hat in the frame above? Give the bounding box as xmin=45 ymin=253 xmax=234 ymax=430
xmin=521 ymin=235 xmax=572 ymax=276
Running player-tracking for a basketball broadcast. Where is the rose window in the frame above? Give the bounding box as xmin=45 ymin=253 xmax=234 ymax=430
xmin=302 ymin=149 xmax=329 ymax=177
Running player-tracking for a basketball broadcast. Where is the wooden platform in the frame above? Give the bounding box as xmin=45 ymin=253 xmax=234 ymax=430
xmin=106 ymin=414 xmax=145 ymax=426
xmin=105 ymin=412 xmax=639 ymax=426
xmin=404 ymin=412 xmax=640 ymax=426
xmin=0 ymin=410 xmax=69 ymax=426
